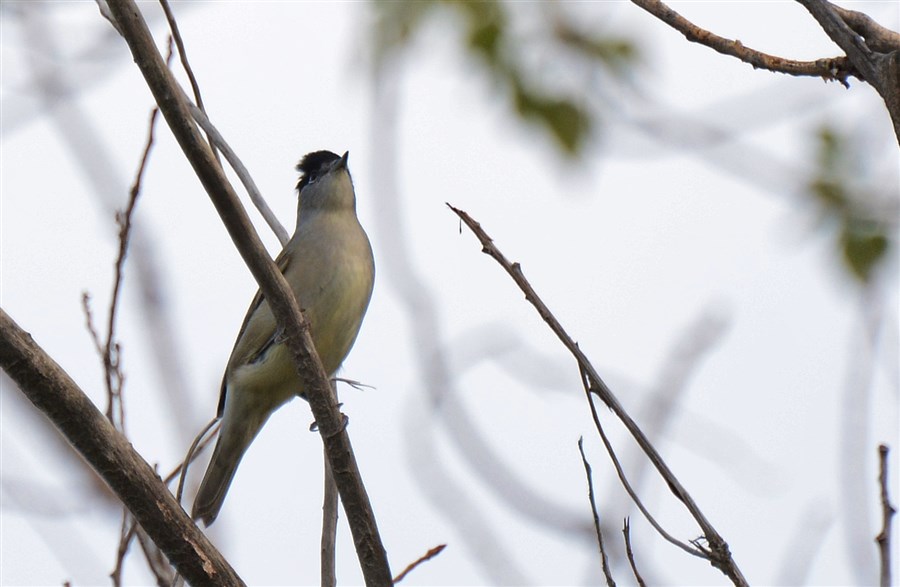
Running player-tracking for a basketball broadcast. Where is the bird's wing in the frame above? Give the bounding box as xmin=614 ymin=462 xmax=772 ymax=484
xmin=215 ymin=249 xmax=293 ymax=418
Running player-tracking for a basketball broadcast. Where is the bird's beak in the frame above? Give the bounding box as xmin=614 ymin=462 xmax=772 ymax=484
xmin=338 ymin=151 xmax=350 ymax=170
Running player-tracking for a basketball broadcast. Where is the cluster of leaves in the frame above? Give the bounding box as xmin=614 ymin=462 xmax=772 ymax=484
xmin=808 ymin=126 xmax=892 ymax=283
xmin=374 ymin=0 xmax=637 ymax=156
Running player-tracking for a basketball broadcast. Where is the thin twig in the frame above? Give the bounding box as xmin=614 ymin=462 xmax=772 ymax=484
xmin=80 ymin=293 xmax=104 ymax=358
xmin=158 ymin=0 xmax=219 ymax=163
xmin=321 ymin=383 xmax=339 ymax=587
xmin=321 ymin=456 xmax=339 ymax=587
xmin=876 ymin=444 xmax=896 ymax=587
xmin=578 ymin=364 xmax=701 ymax=559
xmin=578 ymin=437 xmax=616 ymax=587
xmin=104 ymin=100 xmax=160 ymax=431
xmin=630 ymin=0 xmax=857 ymax=87
xmin=448 ymin=203 xmax=748 ymax=586
xmin=134 ymin=522 xmax=176 ymax=586
xmin=105 ymin=53 xmax=167 ymax=583
xmin=176 ymin=418 xmax=220 ymax=505
xmin=110 ymin=510 xmax=130 ymax=587
xmin=623 ymin=518 xmax=646 ymax=587
xmin=392 ymin=544 xmax=446 ymax=584
xmin=186 ymin=102 xmax=289 ymax=245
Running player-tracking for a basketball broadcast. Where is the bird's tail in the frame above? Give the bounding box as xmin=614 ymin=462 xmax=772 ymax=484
xmin=192 ymin=410 xmax=267 ymax=526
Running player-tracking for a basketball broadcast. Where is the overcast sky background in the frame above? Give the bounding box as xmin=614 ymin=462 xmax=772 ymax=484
xmin=2 ymin=1 xmax=898 ymax=586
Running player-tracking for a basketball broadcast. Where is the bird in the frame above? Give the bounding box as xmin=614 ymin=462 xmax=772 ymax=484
xmin=192 ymin=150 xmax=375 ymax=526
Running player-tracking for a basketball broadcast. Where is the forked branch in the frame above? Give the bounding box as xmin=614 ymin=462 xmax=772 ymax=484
xmin=448 ymin=203 xmax=748 ymax=586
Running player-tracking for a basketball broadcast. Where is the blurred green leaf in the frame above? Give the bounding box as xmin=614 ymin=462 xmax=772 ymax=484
xmin=807 ymin=125 xmax=891 ymax=284
xmin=514 ymin=87 xmax=590 ymax=155
xmin=372 ymin=0 xmax=437 ymax=64
xmin=373 ymin=1 xmax=638 ymax=158
xmin=553 ymin=22 xmax=638 ymax=73
xmin=841 ymin=223 xmax=888 ymax=283
xmin=456 ymin=0 xmax=504 ymax=59
xmin=809 ymin=178 xmax=847 ymax=210
xmin=468 ymin=19 xmax=502 ymax=58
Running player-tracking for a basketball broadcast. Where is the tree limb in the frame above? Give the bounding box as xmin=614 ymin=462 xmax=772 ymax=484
xmin=0 ymin=309 xmax=244 ymax=586
xmin=630 ymin=0 xmax=858 ymax=85
xmin=795 ymin=0 xmax=900 ymax=143
xmin=104 ymin=2 xmax=391 ymax=584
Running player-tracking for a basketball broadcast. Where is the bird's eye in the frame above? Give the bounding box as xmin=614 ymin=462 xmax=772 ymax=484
xmin=307 ymin=171 xmax=319 ymax=184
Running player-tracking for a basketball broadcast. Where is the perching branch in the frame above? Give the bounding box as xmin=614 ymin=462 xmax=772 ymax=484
xmin=448 ymin=203 xmax=748 ymax=586
xmin=0 ymin=309 xmax=244 ymax=586
xmin=104 ymin=2 xmax=391 ymax=584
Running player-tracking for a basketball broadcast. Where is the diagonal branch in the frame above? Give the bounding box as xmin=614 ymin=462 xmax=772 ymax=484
xmin=0 ymin=309 xmax=243 ymax=586
xmin=832 ymin=5 xmax=900 ymax=54
xmin=795 ymin=0 xmax=900 ymax=143
xmin=448 ymin=203 xmax=748 ymax=586
xmin=104 ymin=2 xmax=391 ymax=584
xmin=795 ymin=0 xmax=879 ymax=81
xmin=578 ymin=364 xmax=702 ymax=560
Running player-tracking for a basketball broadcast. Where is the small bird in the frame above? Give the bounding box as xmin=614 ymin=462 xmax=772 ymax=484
xmin=192 ymin=150 xmax=375 ymax=526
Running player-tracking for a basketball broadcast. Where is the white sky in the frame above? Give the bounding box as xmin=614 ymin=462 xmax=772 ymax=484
xmin=2 ymin=1 xmax=898 ymax=586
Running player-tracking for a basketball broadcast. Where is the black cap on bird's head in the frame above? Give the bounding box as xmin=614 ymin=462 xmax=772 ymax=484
xmin=296 ymin=150 xmax=349 ymax=193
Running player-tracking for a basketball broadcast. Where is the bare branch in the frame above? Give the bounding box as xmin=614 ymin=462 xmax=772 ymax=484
xmin=832 ymin=5 xmax=900 ymax=54
xmin=448 ymin=203 xmax=748 ymax=586
xmin=578 ymin=438 xmax=616 ymax=587
xmin=103 ymin=95 xmax=162 ymax=432
xmin=623 ymin=519 xmax=646 ymax=587
xmin=321 ymin=383 xmax=339 ymax=587
xmin=578 ymin=365 xmax=701 ymax=559
xmin=795 ymin=0 xmax=879 ymax=81
xmin=392 ymin=545 xmax=446 ymax=584
xmin=0 ymin=309 xmax=244 ymax=586
xmin=134 ymin=523 xmax=176 ymax=586
xmin=105 ymin=2 xmax=391 ymax=584
xmin=877 ymin=444 xmax=896 ymax=587
xmin=795 ymin=0 xmax=900 ymax=142
xmin=158 ymin=0 xmax=219 ymax=164
xmin=110 ymin=512 xmax=131 ymax=587
xmin=176 ymin=418 xmax=220 ymax=505
xmin=186 ymin=102 xmax=289 ymax=245
xmin=630 ymin=0 xmax=857 ymax=86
